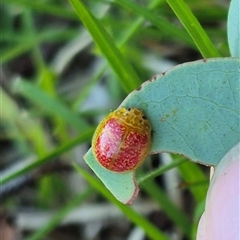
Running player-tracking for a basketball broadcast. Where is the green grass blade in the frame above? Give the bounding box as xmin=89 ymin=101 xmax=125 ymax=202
xmin=4 ymin=0 xmax=78 ymax=20
xmin=72 ymin=0 xmax=165 ymax=110
xmin=1 ymin=87 xmax=52 ymax=155
xmin=137 ymin=158 xmax=191 ymax=237
xmin=165 ymin=0 xmax=221 ymax=58
xmin=141 ymin=180 xmax=191 ymax=238
xmin=1 ymin=39 xmax=35 ymax=63
xmin=139 ymin=156 xmax=208 ymax=203
xmin=138 ymin=157 xmax=187 ymax=184
xmin=73 ymin=163 xmax=170 ymax=240
xmin=13 ymin=79 xmax=89 ymax=130
xmin=1 ymin=29 xmax=78 ymax=63
xmin=177 ymin=160 xmax=208 ymax=202
xmin=112 ymin=0 xmax=164 ymax=45
xmin=112 ymin=0 xmax=195 ymax=47
xmin=0 ymin=128 xmax=94 ymax=185
xmin=26 ymin=188 xmax=93 ymax=240
xmin=72 ymin=64 xmax=107 ymax=111
xmin=68 ymin=0 xmax=141 ymax=92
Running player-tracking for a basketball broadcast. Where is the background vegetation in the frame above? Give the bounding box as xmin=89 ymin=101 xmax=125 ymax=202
xmin=1 ymin=0 xmax=230 ymax=239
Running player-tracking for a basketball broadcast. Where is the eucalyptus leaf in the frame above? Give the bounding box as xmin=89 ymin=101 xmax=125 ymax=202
xmin=227 ymin=0 xmax=240 ymax=57
xmin=85 ymin=58 xmax=240 ymax=203
xmin=120 ymin=58 xmax=240 ymax=166
xmin=84 ymin=149 xmax=138 ymax=204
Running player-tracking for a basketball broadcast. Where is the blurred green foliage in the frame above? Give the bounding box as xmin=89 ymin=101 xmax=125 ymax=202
xmin=0 ymin=0 xmax=230 ymax=239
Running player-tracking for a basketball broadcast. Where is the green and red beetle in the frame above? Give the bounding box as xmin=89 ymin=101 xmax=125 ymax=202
xmin=92 ymin=108 xmax=152 ymax=172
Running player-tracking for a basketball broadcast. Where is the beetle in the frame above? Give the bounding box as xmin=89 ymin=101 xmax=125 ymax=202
xmin=92 ymin=108 xmax=152 ymax=172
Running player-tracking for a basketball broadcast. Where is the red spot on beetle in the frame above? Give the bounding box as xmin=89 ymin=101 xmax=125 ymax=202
xmin=92 ymin=108 xmax=152 ymax=172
